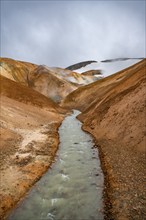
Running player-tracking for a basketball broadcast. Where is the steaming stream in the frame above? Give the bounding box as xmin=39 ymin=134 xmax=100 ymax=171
xmin=9 ymin=110 xmax=104 ymax=220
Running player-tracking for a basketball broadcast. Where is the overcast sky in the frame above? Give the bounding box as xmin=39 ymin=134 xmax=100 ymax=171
xmin=1 ymin=0 xmax=145 ymax=68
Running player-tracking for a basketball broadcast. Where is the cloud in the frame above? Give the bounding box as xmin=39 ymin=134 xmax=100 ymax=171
xmin=1 ymin=0 xmax=145 ymax=67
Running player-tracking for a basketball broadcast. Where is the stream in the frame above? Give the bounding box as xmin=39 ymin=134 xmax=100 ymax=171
xmin=8 ymin=110 xmax=104 ymax=220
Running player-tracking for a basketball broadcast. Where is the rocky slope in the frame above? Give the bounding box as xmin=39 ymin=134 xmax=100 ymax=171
xmin=62 ymin=59 xmax=146 ymax=219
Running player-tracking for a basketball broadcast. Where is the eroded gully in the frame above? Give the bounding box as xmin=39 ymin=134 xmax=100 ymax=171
xmin=8 ymin=110 xmax=104 ymax=220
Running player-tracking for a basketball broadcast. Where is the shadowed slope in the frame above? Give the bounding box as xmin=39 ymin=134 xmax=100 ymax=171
xmin=0 ymin=75 xmax=66 ymax=113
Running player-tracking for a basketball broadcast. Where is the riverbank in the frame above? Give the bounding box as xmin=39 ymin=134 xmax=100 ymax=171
xmin=80 ymin=124 xmax=145 ymax=220
xmin=77 ymin=62 xmax=146 ymax=219
xmin=0 ymin=119 xmax=65 ymax=220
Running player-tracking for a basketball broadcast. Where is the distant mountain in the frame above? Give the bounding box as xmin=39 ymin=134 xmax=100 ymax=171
xmin=66 ymin=60 xmax=97 ymax=71
xmin=29 ymin=65 xmax=77 ymax=102
xmin=65 ymin=58 xmax=144 ymax=71
xmin=101 ymin=57 xmax=144 ymax=63
xmin=43 ymin=66 xmax=99 ymax=85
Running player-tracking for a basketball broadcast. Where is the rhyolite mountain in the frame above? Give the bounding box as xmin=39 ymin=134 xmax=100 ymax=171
xmin=0 ymin=57 xmax=145 ymax=220
xmin=0 ymin=58 xmax=101 ymax=102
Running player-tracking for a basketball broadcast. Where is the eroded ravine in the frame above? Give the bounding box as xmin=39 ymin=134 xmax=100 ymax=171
xmin=8 ymin=110 xmax=104 ymax=220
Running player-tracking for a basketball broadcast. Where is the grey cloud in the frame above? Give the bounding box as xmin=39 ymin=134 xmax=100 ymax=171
xmin=1 ymin=0 xmax=145 ymax=68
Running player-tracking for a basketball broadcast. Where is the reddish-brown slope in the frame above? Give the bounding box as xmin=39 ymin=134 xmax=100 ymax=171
xmin=62 ymin=59 xmax=146 ymax=219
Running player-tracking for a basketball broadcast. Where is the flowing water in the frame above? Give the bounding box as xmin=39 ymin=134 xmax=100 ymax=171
xmin=9 ymin=110 xmax=104 ymax=220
